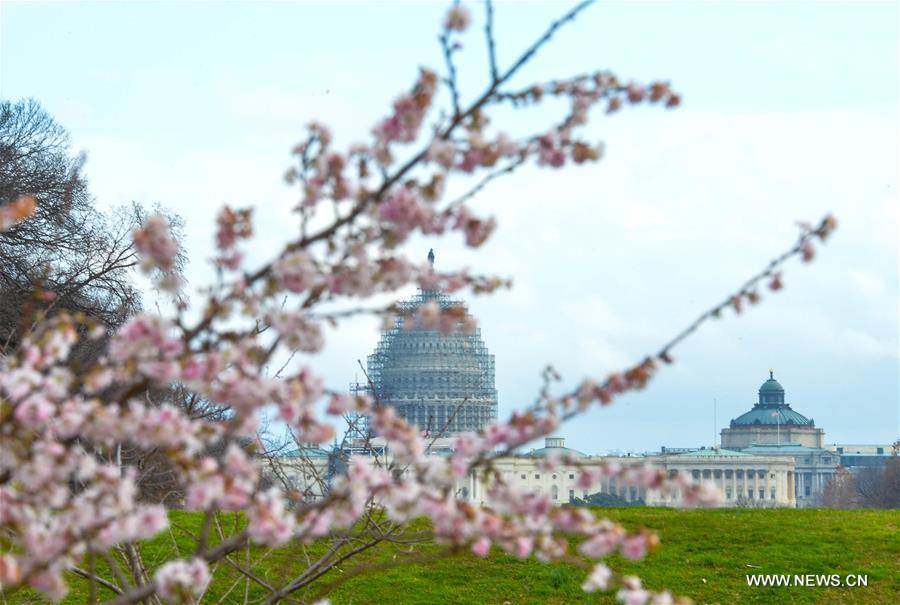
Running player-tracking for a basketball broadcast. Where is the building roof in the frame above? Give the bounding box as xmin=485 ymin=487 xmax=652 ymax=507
xmin=527 ymin=437 xmax=588 ymax=459
xmin=729 ymin=371 xmax=815 ymax=427
xmin=281 ymin=447 xmax=331 ymax=459
xmin=675 ymin=447 xmax=750 ymax=457
xmin=759 ymin=376 xmax=785 ymax=393
xmin=529 ymin=446 xmax=589 ymax=459
xmin=743 ymin=444 xmax=828 ymax=454
xmin=731 ymin=406 xmax=814 ymax=427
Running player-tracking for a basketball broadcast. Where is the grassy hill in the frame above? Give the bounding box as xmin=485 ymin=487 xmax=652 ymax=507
xmin=10 ymin=508 xmax=899 ymax=604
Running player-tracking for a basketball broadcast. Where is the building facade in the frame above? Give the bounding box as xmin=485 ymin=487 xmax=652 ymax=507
xmin=274 ymin=349 xmax=855 ymax=508
xmin=719 ymin=373 xmax=837 ymax=507
xmin=452 ymin=438 xmax=797 ymax=508
xmin=826 ymin=443 xmax=897 ymax=476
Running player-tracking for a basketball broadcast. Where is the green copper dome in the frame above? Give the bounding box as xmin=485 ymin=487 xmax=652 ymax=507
xmin=729 ymin=371 xmax=815 ymax=427
xmin=759 ymin=377 xmax=784 ymax=393
xmin=757 ymin=371 xmax=785 ymax=405
xmin=730 ymin=406 xmax=813 ymax=427
xmin=527 ymin=437 xmax=588 ymax=459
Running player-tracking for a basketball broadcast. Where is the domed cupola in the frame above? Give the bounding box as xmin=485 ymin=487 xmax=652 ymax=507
xmin=758 ymin=370 xmax=785 ymax=405
xmin=362 ymin=250 xmax=498 ymax=436
xmin=721 ymin=370 xmax=825 ymax=449
xmin=729 ymin=371 xmax=814 ymax=427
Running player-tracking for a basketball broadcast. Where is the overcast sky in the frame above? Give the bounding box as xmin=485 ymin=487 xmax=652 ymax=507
xmin=2 ymin=1 xmax=897 ymax=453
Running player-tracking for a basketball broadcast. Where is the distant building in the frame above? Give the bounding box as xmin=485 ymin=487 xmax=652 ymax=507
xmin=741 ymin=444 xmax=836 ymax=507
xmin=274 ymin=336 xmax=870 ymax=508
xmin=718 ymin=372 xmax=838 ymax=507
xmin=455 ymin=438 xmax=797 ymax=508
xmin=355 ymin=253 xmax=497 ymax=437
xmin=273 ymin=445 xmax=331 ymax=501
xmin=721 ymin=372 xmax=824 ymax=449
xmin=826 ymin=443 xmax=897 ymax=475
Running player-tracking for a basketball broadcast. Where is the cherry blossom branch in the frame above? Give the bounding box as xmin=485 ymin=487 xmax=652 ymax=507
xmin=445 ymin=154 xmax=528 ymax=211
xmin=439 ymin=6 xmax=464 ymax=118
xmin=70 ymin=566 xmax=123 ymax=597
xmin=484 ymin=0 xmax=499 ymax=83
xmin=655 ymin=215 xmax=835 ymax=361
xmin=245 ymin=0 xmax=597 ymax=286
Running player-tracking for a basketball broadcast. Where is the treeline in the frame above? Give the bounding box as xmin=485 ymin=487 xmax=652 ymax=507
xmin=824 ymin=445 xmax=900 ymax=509
xmin=0 ymin=99 xmax=237 ymax=505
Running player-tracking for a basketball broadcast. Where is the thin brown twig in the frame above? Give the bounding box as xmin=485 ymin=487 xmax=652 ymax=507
xmin=70 ymin=566 xmax=124 ymax=597
xmin=485 ymin=0 xmax=499 ymax=83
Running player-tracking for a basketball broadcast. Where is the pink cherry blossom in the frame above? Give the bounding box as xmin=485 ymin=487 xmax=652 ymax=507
xmin=155 ymin=558 xmax=210 ymax=603
xmin=471 ymin=536 xmax=491 ymax=558
xmin=133 ymin=215 xmax=178 ymax=272
xmin=248 ymin=489 xmax=296 ymax=546
xmin=274 ymin=250 xmax=319 ymax=293
xmin=581 ymin=563 xmax=612 ymax=592
xmin=444 ymin=4 xmax=471 ymax=32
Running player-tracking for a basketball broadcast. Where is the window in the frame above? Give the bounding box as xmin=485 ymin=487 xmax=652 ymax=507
xmin=877 ymin=448 xmax=884 ymax=455
xmin=736 ymin=470 xmax=744 ymax=479
xmin=552 ymin=474 xmax=557 ymax=480
xmin=758 ymin=470 xmax=766 ymax=478
xmin=725 ymin=488 xmax=732 ymax=499
xmin=520 ymin=474 xmax=526 ymax=480
xmin=836 ymin=447 xmax=843 ymax=454
xmin=771 ymin=489 xmax=776 ymax=499
xmin=692 ymin=470 xmax=701 ymax=479
xmin=804 ymin=457 xmax=812 ymax=464
xmin=569 ymin=474 xmax=574 ymax=480
xmin=804 ymin=485 xmax=811 ymax=497
xmin=759 ymin=489 xmax=765 ymax=500
xmin=569 ymin=489 xmax=574 ymax=501
xmin=748 ymin=489 xmax=754 ymax=499
xmin=535 ymin=474 xmax=540 ymax=479
xmin=702 ymin=469 xmax=711 ymax=479
xmin=551 ymin=485 xmax=559 ymax=500
xmin=823 ymin=457 xmax=831 ymax=463
xmin=714 ymin=470 xmax=722 ymax=479
xmin=725 ymin=470 xmax=733 ymax=478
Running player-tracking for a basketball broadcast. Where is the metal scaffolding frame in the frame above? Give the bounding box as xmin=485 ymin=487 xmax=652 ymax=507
xmin=352 ymin=288 xmax=498 ymax=438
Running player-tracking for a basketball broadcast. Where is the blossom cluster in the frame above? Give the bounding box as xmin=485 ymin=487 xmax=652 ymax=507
xmin=0 ymin=194 xmax=36 ymax=231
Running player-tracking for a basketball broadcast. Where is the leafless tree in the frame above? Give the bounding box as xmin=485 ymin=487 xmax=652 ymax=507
xmin=854 ymin=455 xmax=900 ymax=509
xmin=0 ymin=99 xmax=189 ymax=356
xmin=1 ymin=99 xmax=138 ymax=352
xmin=822 ymin=467 xmax=860 ymax=508
xmin=0 ymin=100 xmax=205 ymax=505
xmin=824 ymin=442 xmax=900 ymax=509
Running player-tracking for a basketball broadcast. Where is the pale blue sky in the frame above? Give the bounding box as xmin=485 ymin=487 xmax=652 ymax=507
xmin=2 ymin=1 xmax=897 ymax=452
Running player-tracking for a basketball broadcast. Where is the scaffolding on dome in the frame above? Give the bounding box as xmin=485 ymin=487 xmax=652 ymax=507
xmin=348 ymin=287 xmax=498 ymax=444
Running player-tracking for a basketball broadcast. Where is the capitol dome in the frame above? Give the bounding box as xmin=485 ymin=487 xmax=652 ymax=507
xmin=364 ymin=261 xmax=497 ymax=436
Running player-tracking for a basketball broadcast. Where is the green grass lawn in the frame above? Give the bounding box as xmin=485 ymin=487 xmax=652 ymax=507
xmin=8 ymin=508 xmax=899 ymax=605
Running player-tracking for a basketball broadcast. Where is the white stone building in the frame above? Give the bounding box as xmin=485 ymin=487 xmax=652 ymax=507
xmin=455 ymin=438 xmax=797 ymax=508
